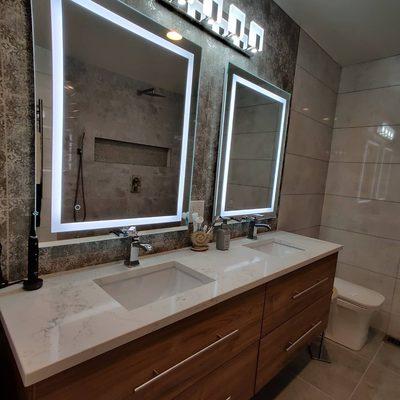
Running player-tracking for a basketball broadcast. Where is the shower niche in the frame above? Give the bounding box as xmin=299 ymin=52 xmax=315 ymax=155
xmin=31 ymin=0 xmax=201 ymax=241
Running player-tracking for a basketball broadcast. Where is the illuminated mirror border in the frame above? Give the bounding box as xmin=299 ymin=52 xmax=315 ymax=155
xmin=48 ymin=0 xmax=198 ymax=233
xmin=214 ymin=63 xmax=291 ymax=219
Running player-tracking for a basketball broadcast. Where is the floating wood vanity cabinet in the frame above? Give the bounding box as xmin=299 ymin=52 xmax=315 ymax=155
xmin=4 ymin=253 xmax=337 ymax=400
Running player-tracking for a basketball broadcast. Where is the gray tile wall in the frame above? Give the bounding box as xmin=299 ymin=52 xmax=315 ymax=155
xmin=320 ymin=54 xmax=400 ymax=338
xmin=0 ymin=0 xmax=300 ymax=280
xmin=278 ymin=30 xmax=341 ymax=238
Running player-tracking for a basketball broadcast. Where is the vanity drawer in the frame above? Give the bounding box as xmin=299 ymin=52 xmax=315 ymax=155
xmin=174 ymin=343 xmax=258 ymax=400
xmin=256 ymin=293 xmax=331 ymax=392
xmin=34 ymin=286 xmax=264 ymax=400
xmin=262 ymin=254 xmax=336 ymax=335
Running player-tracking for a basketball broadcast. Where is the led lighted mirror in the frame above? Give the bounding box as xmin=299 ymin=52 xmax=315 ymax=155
xmin=214 ymin=63 xmax=290 ymax=219
xmin=31 ymin=0 xmax=201 ymax=241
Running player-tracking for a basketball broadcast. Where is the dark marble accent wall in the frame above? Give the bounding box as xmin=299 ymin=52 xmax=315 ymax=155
xmin=0 ymin=0 xmax=299 ymax=279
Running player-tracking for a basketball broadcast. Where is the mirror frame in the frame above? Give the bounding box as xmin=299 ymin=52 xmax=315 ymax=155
xmin=213 ymin=63 xmax=290 ymax=219
xmin=32 ymin=0 xmax=202 ymax=234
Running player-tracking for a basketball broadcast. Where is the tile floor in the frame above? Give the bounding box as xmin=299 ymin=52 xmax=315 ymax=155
xmin=255 ymin=330 xmax=400 ymax=400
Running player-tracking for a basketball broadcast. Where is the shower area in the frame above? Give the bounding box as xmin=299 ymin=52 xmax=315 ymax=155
xmin=62 ymin=56 xmax=184 ymax=224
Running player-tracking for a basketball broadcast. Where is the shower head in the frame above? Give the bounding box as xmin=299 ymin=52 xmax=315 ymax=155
xmin=137 ymin=88 xmax=166 ymax=98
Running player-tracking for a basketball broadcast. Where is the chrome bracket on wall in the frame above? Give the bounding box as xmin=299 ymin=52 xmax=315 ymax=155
xmin=157 ymin=0 xmax=264 ymax=57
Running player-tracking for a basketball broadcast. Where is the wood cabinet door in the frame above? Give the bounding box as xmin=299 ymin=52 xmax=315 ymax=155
xmin=262 ymin=254 xmax=336 ymax=335
xmin=256 ymin=293 xmax=331 ymax=392
xmin=175 ymin=343 xmax=258 ymax=400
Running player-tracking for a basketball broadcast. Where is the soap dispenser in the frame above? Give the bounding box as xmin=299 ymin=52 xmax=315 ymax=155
xmin=216 ymin=219 xmax=230 ymax=251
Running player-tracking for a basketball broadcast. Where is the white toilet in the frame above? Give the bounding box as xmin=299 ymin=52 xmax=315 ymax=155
xmin=326 ymin=277 xmax=385 ymax=351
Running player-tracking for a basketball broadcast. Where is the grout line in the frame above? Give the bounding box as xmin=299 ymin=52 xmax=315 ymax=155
xmin=297 ymin=375 xmax=335 ymax=399
xmin=328 ymin=160 xmax=400 ymax=165
xmin=348 ymin=342 xmax=384 ymax=399
xmin=290 ymin=108 xmax=335 ymax=129
xmin=289 ymin=109 xmax=334 ymax=131
xmin=296 ymin=64 xmax=339 ymax=95
xmin=324 ymin=192 xmax=400 ymax=205
xmin=339 ymin=82 xmax=400 ymax=95
xmin=319 ymin=225 xmax=400 ymax=243
xmin=286 ymin=152 xmax=330 ymax=163
xmin=334 ymin=123 xmax=400 ymax=130
xmin=336 ymin=260 xmax=399 ymax=280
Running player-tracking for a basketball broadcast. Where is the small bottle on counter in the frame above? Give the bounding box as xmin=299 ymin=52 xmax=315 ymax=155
xmin=216 ymin=219 xmax=230 ymax=251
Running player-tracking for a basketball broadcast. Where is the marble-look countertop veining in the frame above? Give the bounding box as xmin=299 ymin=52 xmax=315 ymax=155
xmin=0 ymin=231 xmax=341 ymax=386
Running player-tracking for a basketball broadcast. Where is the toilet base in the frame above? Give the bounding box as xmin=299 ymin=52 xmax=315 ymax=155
xmin=326 ymin=299 xmax=374 ymax=351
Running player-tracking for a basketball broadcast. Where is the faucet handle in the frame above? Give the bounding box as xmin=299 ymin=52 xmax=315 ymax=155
xmin=127 ymin=226 xmax=138 ymax=238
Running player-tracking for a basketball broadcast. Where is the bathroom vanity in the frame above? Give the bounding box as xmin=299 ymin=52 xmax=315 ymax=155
xmin=0 ymin=232 xmax=341 ymax=399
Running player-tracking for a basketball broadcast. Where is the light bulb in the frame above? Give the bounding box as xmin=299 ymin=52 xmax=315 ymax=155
xmin=166 ymin=30 xmax=183 ymax=41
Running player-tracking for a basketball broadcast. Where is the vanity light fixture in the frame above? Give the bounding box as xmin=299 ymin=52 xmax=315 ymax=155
xmin=227 ymin=4 xmax=245 ymax=45
xmin=167 ymin=30 xmax=183 ymax=40
xmin=50 ymin=0 xmax=195 ymax=232
xmin=248 ymin=21 xmax=264 ymax=53
xmin=203 ymin=0 xmax=223 ymax=26
xmin=158 ymin=0 xmax=264 ymax=56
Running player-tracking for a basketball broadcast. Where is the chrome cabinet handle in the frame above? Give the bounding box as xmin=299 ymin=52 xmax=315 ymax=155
xmin=285 ymin=321 xmax=322 ymax=352
xmin=226 ymin=396 xmax=232 ymax=400
xmin=292 ymin=277 xmax=329 ymax=300
xmin=133 ymin=329 xmax=240 ymax=394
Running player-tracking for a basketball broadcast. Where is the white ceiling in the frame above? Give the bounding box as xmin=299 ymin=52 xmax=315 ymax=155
xmin=274 ymin=0 xmax=400 ymax=66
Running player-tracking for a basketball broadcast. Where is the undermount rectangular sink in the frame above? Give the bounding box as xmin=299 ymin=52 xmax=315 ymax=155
xmin=245 ymin=239 xmax=305 ymax=257
xmin=94 ymin=262 xmax=214 ymax=311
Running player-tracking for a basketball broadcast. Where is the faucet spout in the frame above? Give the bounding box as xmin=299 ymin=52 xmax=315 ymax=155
xmin=124 ymin=227 xmax=153 ymax=267
xmin=247 ymin=217 xmax=271 ymax=240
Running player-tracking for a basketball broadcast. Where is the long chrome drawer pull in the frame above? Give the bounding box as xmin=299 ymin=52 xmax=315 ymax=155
xmin=292 ymin=277 xmax=329 ymax=300
xmin=133 ymin=329 xmax=240 ymax=393
xmin=285 ymin=321 xmax=322 ymax=352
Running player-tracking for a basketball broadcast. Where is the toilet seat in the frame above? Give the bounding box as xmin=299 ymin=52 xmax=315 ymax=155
xmin=334 ymin=277 xmax=385 ymax=310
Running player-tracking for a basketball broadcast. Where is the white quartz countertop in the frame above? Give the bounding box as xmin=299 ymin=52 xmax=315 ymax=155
xmin=0 ymin=231 xmax=341 ymax=386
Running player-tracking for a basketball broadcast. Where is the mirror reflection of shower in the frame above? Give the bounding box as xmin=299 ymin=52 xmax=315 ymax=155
xmin=73 ymin=131 xmax=87 ymax=222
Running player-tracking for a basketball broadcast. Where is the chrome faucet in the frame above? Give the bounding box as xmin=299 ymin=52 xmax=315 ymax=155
xmin=124 ymin=227 xmax=153 ymax=267
xmin=247 ymin=216 xmax=272 ymax=240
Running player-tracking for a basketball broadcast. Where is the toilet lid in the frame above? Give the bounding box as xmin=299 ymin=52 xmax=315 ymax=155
xmin=334 ymin=277 xmax=385 ymax=308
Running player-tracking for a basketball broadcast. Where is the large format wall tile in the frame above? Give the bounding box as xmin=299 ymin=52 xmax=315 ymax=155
xmin=297 ymin=31 xmax=341 ymax=92
xmin=336 ymin=262 xmax=395 ymax=313
xmin=340 ymin=54 xmax=400 ymax=93
xmin=322 ymin=194 xmax=400 ymax=240
xmin=330 ymin=126 xmax=400 ymax=163
xmin=335 ymin=86 xmax=400 ymax=128
xmin=286 ymin=111 xmax=332 ymax=161
xmin=292 ymin=66 xmax=337 ymax=127
xmin=319 ymin=226 xmax=400 ymax=278
xmin=281 ymin=154 xmax=328 ymax=195
xmin=278 ymin=194 xmax=324 ymax=232
xmin=325 ymin=161 xmax=400 ymax=202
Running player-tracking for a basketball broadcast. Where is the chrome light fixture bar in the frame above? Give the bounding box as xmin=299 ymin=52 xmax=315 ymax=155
xmin=159 ymin=0 xmax=264 ymax=56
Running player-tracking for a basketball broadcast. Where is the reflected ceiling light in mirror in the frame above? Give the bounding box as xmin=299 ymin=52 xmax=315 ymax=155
xmin=167 ymin=30 xmax=183 ymax=40
xmin=50 ymin=0 xmax=195 ymax=232
xmin=378 ymin=125 xmax=395 ymax=141
xmin=159 ymin=0 xmax=263 ymax=56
